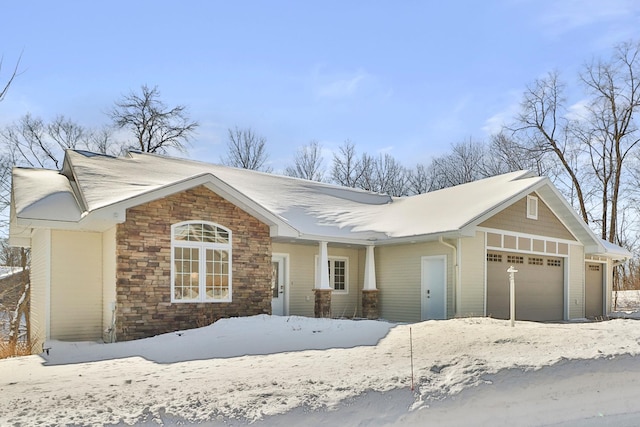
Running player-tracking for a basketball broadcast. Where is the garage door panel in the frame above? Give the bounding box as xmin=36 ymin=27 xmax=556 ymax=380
xmin=585 ymin=262 xmax=603 ymax=318
xmin=487 ymin=251 xmax=564 ymax=321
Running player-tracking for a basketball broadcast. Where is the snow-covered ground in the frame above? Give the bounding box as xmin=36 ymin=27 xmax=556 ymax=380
xmin=2 ymin=311 xmax=640 ymax=426
xmin=613 ymin=289 xmax=640 ymax=313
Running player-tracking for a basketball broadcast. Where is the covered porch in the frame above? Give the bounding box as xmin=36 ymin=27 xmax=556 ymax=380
xmin=270 ymin=240 xmax=379 ymax=319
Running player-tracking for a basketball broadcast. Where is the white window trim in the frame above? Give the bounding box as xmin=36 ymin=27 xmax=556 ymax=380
xmin=315 ymin=255 xmax=349 ymax=294
xmin=171 ymin=221 xmax=232 ymax=303
xmin=526 ymin=195 xmax=539 ymax=220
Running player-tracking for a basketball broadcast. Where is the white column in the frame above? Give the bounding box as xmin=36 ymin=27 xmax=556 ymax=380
xmin=363 ymin=245 xmax=377 ymax=290
xmin=316 ymin=241 xmax=331 ymax=289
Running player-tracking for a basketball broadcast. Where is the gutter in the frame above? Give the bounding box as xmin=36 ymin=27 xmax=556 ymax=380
xmin=439 ymin=236 xmax=460 ymax=317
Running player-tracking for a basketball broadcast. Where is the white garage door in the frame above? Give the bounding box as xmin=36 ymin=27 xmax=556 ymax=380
xmin=486 ymin=251 xmax=564 ymax=321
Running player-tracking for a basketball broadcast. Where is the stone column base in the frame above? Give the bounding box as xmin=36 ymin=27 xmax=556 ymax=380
xmin=362 ymin=289 xmax=379 ymax=319
xmin=314 ymin=289 xmax=332 ymax=318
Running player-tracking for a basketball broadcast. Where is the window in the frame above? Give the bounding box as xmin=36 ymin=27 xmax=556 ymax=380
xmin=528 ymin=257 xmax=543 ymax=266
xmin=171 ymin=221 xmax=232 ymax=302
xmin=526 ymin=195 xmax=539 ymax=220
xmin=547 ymin=259 xmax=562 ymax=267
xmin=487 ymin=253 xmax=502 ymax=262
xmin=507 ymin=255 xmax=524 ymax=264
xmin=316 ymin=256 xmax=349 ymax=293
xmin=330 ymin=258 xmax=347 ymax=292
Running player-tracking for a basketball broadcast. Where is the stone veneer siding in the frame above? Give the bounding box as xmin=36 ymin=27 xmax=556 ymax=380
xmin=361 ymin=289 xmax=379 ymax=319
xmin=314 ymin=289 xmax=332 ymax=318
xmin=115 ymin=185 xmax=272 ymax=341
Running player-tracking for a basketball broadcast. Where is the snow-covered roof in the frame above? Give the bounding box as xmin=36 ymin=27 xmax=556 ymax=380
xmin=9 ymin=149 xmax=629 ymax=258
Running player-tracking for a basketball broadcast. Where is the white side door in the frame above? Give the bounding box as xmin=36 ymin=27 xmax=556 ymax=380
xmin=421 ymin=255 xmax=446 ymax=320
xmin=271 ymin=254 xmax=287 ymax=316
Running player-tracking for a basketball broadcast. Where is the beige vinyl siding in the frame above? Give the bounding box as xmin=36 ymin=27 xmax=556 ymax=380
xmin=480 ymin=193 xmax=574 ymax=241
xmin=29 ymin=229 xmax=51 ymax=350
xmin=50 ymin=230 xmax=103 ymax=341
xmin=459 ymin=232 xmax=486 ymax=317
xmin=568 ymin=244 xmax=585 ymax=319
xmin=272 ymin=243 xmax=361 ymax=318
xmin=376 ymin=242 xmax=453 ymax=323
xmin=102 ymin=227 xmax=117 ymax=341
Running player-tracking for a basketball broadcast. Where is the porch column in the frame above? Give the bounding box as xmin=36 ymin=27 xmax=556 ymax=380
xmin=314 ymin=241 xmax=332 ymax=317
xmin=362 ymin=245 xmax=379 ymax=319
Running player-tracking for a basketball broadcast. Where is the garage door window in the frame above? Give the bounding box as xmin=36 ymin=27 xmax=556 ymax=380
xmin=547 ymin=259 xmax=562 ymax=267
xmin=487 ymin=253 xmax=502 ymax=262
xmin=528 ymin=257 xmax=543 ymax=266
xmin=507 ymin=255 xmax=524 ymax=264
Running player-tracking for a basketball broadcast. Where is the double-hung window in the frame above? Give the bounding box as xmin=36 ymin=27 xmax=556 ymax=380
xmin=315 ymin=256 xmax=349 ymax=294
xmin=171 ymin=221 xmax=232 ymax=303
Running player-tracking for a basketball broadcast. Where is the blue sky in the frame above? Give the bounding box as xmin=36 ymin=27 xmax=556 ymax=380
xmin=1 ymin=0 xmax=640 ymax=172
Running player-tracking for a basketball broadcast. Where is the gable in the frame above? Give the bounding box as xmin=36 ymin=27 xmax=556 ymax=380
xmin=479 ymin=193 xmax=575 ymax=241
xmin=115 ymin=184 xmax=272 ymax=340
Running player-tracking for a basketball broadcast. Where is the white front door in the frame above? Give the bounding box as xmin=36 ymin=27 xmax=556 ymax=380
xmin=271 ymin=255 xmax=286 ymax=316
xmin=421 ymin=256 xmax=446 ymax=320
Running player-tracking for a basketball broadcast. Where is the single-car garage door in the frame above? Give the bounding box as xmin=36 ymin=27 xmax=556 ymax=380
xmin=487 ymin=251 xmax=564 ymax=321
xmin=585 ymin=262 xmax=604 ymax=318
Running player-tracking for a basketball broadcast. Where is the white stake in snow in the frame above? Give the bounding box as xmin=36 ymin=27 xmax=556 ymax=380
xmin=409 ymin=327 xmax=414 ymax=391
xmin=507 ymin=265 xmax=518 ymax=327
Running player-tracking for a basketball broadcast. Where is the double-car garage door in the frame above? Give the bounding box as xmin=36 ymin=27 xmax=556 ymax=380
xmin=487 ymin=251 xmax=564 ymax=321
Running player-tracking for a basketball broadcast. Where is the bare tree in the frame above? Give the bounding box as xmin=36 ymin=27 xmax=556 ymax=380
xmin=578 ymin=41 xmax=640 ymax=242
xmin=109 ymin=85 xmax=198 ymax=154
xmin=222 ymin=126 xmax=271 ymax=172
xmin=331 ymin=141 xmax=410 ymax=195
xmin=486 ymin=132 xmax=553 ymax=177
xmin=331 ymin=140 xmax=367 ymax=188
xmin=284 ymin=140 xmax=324 ymax=181
xmin=507 ymin=70 xmax=590 ymax=223
xmin=370 ymin=153 xmax=409 ymax=196
xmin=1 ymin=114 xmax=60 ymax=169
xmin=0 ymin=53 xmax=21 ymax=102
xmin=428 ymin=139 xmax=488 ymax=190
xmin=507 ymin=41 xmax=640 ymax=245
xmin=407 ymin=163 xmax=434 ymax=195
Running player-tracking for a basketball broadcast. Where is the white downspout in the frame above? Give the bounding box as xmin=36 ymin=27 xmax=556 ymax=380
xmin=439 ymin=237 xmax=459 ymax=316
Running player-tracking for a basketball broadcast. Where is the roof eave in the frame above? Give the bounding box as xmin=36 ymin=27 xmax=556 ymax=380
xmin=86 ymin=172 xmax=301 ymax=238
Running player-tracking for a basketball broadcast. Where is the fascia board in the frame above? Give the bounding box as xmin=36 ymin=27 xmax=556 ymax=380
xmin=373 ymin=230 xmax=465 ymax=246
xmin=534 ymin=183 xmax=604 ymax=252
xmin=62 ymin=150 xmax=89 ymax=213
xmin=293 ymin=233 xmax=378 ymax=246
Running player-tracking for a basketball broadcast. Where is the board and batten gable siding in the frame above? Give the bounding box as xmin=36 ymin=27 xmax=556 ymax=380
xmin=458 ymin=232 xmax=486 ymax=317
xmin=376 ymin=242 xmax=454 ymax=323
xmin=479 ymin=193 xmax=574 ymax=241
xmin=569 ymin=244 xmax=585 ymax=318
xmin=50 ymin=230 xmax=103 ymax=341
xmin=29 ymin=228 xmax=51 ymax=350
xmin=271 ymin=242 xmax=361 ymax=318
xmin=102 ymin=226 xmax=117 ymax=342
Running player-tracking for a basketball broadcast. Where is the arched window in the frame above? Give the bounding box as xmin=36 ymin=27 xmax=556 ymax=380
xmin=171 ymin=221 xmax=232 ymax=302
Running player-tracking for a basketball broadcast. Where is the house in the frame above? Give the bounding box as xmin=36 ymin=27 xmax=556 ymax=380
xmin=9 ymin=150 xmax=631 ymax=347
